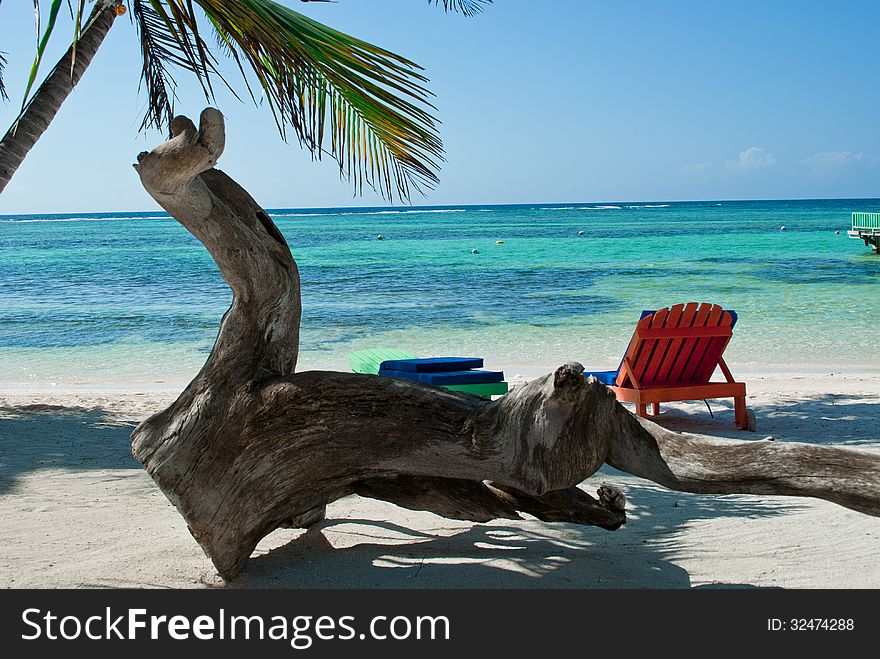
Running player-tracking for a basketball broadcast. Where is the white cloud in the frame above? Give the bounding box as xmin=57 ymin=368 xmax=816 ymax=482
xmin=802 ymin=151 xmax=869 ymax=170
xmin=728 ymin=146 xmax=776 ymax=170
xmin=683 ymin=162 xmax=712 ymax=174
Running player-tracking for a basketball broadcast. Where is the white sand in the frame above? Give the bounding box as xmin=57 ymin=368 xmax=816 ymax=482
xmin=1 ymin=372 xmax=879 ymax=589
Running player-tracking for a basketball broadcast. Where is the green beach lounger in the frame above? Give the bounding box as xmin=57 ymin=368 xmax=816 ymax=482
xmin=348 ymin=348 xmax=509 ymax=398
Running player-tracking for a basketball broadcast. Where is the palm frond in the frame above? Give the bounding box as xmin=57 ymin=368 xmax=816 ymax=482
xmin=133 ymin=0 xmax=495 ymax=199
xmin=133 ymin=0 xmax=184 ymax=131
xmin=70 ymin=0 xmax=86 ymax=80
xmin=152 ymin=0 xmax=217 ymax=98
xmin=143 ymin=0 xmax=444 ymax=201
xmin=134 ymin=0 xmax=246 ymax=132
xmin=0 ymin=52 xmax=8 ymax=102
xmin=427 ymin=0 xmax=492 ymax=16
xmin=23 ymin=0 xmax=65 ymax=107
xmin=31 ymin=0 xmax=40 ymax=42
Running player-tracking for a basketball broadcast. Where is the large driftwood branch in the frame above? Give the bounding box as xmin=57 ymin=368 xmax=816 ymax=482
xmin=131 ymin=109 xmax=880 ymax=580
xmin=607 ymin=413 xmax=880 ymax=516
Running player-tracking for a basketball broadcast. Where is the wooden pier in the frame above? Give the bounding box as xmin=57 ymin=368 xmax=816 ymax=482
xmin=848 ymin=212 xmax=880 ymax=253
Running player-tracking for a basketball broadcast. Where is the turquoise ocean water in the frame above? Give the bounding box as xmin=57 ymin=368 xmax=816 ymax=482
xmin=1 ymin=199 xmax=878 ymax=387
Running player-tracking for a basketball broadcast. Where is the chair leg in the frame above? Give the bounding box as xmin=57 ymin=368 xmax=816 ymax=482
xmin=637 ymin=403 xmax=648 ymax=417
xmin=651 ymin=402 xmax=660 ymax=416
xmin=734 ymin=396 xmax=748 ymax=429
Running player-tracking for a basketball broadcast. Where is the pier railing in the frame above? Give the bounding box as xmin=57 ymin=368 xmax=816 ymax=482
xmin=852 ymin=212 xmax=880 ymax=230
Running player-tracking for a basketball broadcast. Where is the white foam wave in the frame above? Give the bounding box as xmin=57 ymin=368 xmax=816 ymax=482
xmin=626 ymin=204 xmax=671 ymax=209
xmin=276 ymin=208 xmax=469 ymax=218
xmin=358 ymin=208 xmax=467 ymax=215
xmin=0 ymin=215 xmax=169 ymax=224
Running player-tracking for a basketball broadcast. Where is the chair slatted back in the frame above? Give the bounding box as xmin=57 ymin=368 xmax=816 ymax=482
xmin=615 ymin=303 xmax=735 ymax=388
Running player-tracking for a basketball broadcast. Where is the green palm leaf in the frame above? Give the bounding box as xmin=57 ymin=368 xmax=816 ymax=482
xmin=11 ymin=0 xmax=493 ymax=198
xmin=138 ymin=0 xmax=449 ymax=201
xmin=133 ymin=0 xmax=214 ymax=131
xmin=23 ymin=0 xmax=65 ymax=107
xmin=428 ymin=0 xmax=492 ymax=17
xmin=0 ymin=52 xmax=8 ymax=102
xmin=70 ymin=0 xmax=87 ymax=78
xmin=21 ymin=1 xmax=94 ymax=88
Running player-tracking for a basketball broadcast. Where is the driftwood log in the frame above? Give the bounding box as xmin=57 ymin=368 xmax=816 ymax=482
xmin=131 ymin=109 xmax=880 ymax=580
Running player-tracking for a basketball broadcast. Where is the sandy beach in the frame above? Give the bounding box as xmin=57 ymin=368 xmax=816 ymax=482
xmin=2 ymin=370 xmax=878 ymax=589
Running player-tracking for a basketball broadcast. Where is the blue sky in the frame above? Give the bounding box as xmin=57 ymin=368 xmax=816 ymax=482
xmin=0 ymin=0 xmax=878 ymax=213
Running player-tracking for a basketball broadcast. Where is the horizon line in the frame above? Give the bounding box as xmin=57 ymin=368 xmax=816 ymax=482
xmin=1 ymin=195 xmax=878 ymax=217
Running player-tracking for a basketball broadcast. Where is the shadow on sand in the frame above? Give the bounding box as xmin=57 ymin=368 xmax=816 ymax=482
xmin=231 ymin=481 xmax=795 ymax=589
xmin=2 ymin=392 xmax=875 ymax=588
xmin=649 ymin=392 xmax=880 ymax=447
xmin=0 ymin=405 xmax=139 ymax=495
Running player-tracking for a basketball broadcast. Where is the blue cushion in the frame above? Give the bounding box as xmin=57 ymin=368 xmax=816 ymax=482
xmin=379 ymin=369 xmax=504 ymax=385
xmin=583 ymin=370 xmax=619 ymax=386
xmin=379 ymin=357 xmax=484 ymax=373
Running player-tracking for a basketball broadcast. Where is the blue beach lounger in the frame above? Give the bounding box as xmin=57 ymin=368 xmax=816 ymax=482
xmin=348 ymin=349 xmax=509 ymax=398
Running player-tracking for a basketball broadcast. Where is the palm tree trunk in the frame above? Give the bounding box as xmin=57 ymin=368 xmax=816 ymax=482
xmin=0 ymin=2 xmax=118 ymax=194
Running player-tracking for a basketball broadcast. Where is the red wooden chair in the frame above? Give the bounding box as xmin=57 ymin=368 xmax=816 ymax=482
xmin=589 ymin=302 xmax=753 ymax=430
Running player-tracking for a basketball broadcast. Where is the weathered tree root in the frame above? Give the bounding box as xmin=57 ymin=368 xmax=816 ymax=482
xmin=132 ymin=109 xmax=880 ymax=581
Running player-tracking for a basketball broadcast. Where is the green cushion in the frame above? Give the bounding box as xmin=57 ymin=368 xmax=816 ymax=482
xmin=348 ymin=348 xmax=417 ymax=375
xmin=443 ymin=381 xmax=509 ymax=397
